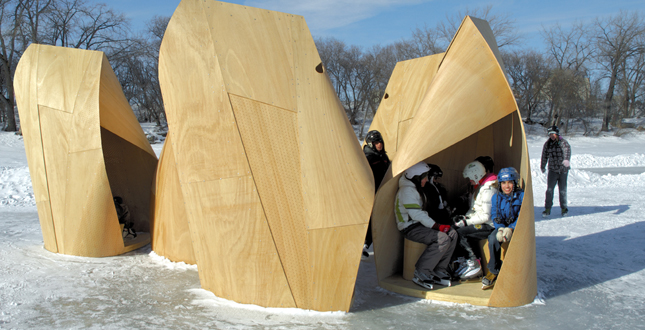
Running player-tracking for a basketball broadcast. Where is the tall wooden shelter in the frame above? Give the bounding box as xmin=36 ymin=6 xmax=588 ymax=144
xmin=14 ymin=44 xmax=157 ymax=257
xmin=155 ymin=0 xmax=374 ymax=311
xmin=369 ymin=16 xmax=537 ymax=307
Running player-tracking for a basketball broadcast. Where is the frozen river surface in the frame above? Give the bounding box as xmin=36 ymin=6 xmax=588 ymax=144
xmin=1 ymin=130 xmax=645 ymax=329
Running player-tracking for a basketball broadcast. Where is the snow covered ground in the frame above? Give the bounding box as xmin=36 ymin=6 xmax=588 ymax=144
xmin=1 ymin=124 xmax=645 ymax=329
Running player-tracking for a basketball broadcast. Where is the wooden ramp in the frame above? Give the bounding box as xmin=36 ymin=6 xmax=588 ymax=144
xmin=14 ymin=44 xmax=157 ymax=257
xmin=369 ymin=16 xmax=537 ymax=307
xmin=155 ymin=0 xmax=374 ymax=311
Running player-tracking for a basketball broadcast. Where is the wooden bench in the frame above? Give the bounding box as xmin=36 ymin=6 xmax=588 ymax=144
xmin=403 ymin=237 xmax=509 ymax=280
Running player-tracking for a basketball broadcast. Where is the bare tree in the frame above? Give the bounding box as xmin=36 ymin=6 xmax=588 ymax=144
xmin=542 ymin=21 xmax=593 ymax=72
xmin=0 ymin=0 xmax=26 ymax=131
xmin=594 ymin=11 xmax=645 ymax=131
xmin=45 ymin=0 xmax=129 ymax=51
xmin=502 ymin=49 xmax=551 ymax=124
xmin=436 ymin=4 xmax=521 ymax=48
xmin=115 ymin=15 xmax=169 ymax=125
xmin=540 ymin=21 xmax=595 ymax=129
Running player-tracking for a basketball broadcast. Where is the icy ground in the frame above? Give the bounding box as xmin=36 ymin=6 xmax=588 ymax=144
xmin=1 ymin=125 xmax=645 ymax=329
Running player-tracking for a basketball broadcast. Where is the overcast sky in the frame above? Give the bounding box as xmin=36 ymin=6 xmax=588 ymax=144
xmin=99 ymin=0 xmax=645 ymax=51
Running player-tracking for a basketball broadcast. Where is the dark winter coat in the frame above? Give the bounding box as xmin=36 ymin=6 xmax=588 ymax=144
xmin=423 ymin=181 xmax=451 ymax=225
xmin=363 ymin=145 xmax=390 ymax=192
xmin=491 ymin=189 xmax=524 ymax=229
xmin=541 ymin=136 xmax=571 ymax=173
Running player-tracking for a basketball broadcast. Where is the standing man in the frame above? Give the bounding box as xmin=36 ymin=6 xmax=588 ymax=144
xmin=540 ymin=125 xmax=571 ymax=217
xmin=363 ymin=130 xmax=390 ymax=257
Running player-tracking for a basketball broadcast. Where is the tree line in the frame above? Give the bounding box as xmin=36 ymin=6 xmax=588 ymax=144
xmin=317 ymin=7 xmax=645 ymax=137
xmin=1 ymin=1 xmax=643 ymax=138
xmin=0 ymin=0 xmax=168 ymax=132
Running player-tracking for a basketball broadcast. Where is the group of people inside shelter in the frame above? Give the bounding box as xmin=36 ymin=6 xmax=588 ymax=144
xmin=362 ymin=130 xmax=526 ymax=290
xmin=363 ymin=126 xmax=569 ymax=291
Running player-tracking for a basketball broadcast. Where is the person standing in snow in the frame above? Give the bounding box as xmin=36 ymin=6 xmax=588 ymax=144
xmin=540 ymin=125 xmax=571 ymax=217
xmin=395 ymin=161 xmax=457 ymax=290
xmin=482 ymin=167 xmax=524 ymax=290
xmin=451 ymin=158 xmax=497 ymax=280
xmin=362 ymin=130 xmax=390 ymax=257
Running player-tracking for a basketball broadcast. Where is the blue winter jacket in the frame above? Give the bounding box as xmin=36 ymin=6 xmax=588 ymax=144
xmin=490 ymin=190 xmax=524 ymax=230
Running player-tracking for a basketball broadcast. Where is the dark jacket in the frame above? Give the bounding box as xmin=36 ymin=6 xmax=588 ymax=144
xmin=423 ymin=181 xmax=452 ymax=225
xmin=541 ymin=136 xmax=571 ymax=173
xmin=491 ymin=190 xmax=524 ymax=229
xmin=364 ymin=145 xmax=390 ymax=193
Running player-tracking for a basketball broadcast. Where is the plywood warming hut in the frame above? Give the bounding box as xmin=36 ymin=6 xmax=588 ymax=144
xmin=15 ymin=44 xmax=157 ymax=257
xmin=368 ymin=16 xmax=537 ymax=307
xmin=154 ymin=0 xmax=374 ymax=311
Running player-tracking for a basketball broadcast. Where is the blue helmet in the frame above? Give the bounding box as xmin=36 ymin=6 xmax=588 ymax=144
xmin=498 ymin=167 xmax=519 ymax=183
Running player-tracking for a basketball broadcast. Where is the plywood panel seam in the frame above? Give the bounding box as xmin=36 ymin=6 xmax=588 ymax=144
xmin=36 ymin=103 xmax=60 ymax=252
xmin=225 ymin=92 xmax=299 ymax=306
xmin=71 ymin=52 xmax=98 ymax=115
xmin=228 ymin=92 xmax=297 ymax=113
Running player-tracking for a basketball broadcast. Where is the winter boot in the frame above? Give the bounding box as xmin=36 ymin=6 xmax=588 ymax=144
xmin=362 ymin=244 xmax=369 ymax=258
xmin=481 ymin=271 xmax=497 ymax=290
xmin=561 ymin=207 xmax=568 ymax=217
xmin=460 ymin=259 xmax=482 ymax=280
xmin=542 ymin=208 xmax=551 ymax=218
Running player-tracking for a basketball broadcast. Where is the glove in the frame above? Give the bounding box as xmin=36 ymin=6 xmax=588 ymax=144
xmin=541 ymin=167 xmax=546 ymax=173
xmin=502 ymin=227 xmax=513 ymax=242
xmin=452 ymin=215 xmax=467 ymax=227
xmin=438 ymin=224 xmax=451 ymax=233
xmin=496 ymin=229 xmax=504 ymax=242
xmin=563 ymin=160 xmax=570 ymax=167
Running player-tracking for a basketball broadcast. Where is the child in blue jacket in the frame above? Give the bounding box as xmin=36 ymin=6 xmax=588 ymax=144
xmin=482 ymin=167 xmax=523 ymax=290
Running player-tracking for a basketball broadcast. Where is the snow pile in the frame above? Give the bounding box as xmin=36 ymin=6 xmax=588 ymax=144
xmin=0 ymin=166 xmax=34 ymax=207
xmin=572 ymin=153 xmax=645 ymax=168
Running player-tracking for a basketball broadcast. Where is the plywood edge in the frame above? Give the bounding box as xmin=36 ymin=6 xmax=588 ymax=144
xmin=123 ymin=232 xmax=151 ymax=253
xmin=379 ymin=275 xmax=491 ymax=306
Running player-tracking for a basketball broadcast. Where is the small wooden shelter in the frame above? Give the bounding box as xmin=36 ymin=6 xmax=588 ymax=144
xmin=14 ymin=44 xmax=157 ymax=257
xmin=154 ymin=0 xmax=374 ymax=311
xmin=369 ymin=16 xmax=537 ymax=307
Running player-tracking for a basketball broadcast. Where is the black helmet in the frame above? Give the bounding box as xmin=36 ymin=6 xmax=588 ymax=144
xmin=427 ymin=163 xmax=443 ymax=178
xmin=365 ymin=130 xmax=384 ymax=149
xmin=475 ymin=155 xmax=494 ymax=173
xmin=547 ymin=125 xmax=559 ymax=135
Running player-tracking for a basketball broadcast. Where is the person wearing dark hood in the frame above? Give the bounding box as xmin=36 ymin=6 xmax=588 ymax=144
xmin=540 ymin=125 xmax=571 ymax=217
xmin=362 ymin=130 xmax=390 ymax=257
xmin=395 ymin=161 xmax=457 ymax=290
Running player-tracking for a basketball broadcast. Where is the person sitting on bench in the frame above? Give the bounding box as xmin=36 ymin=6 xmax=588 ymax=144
xmin=482 ymin=167 xmax=523 ymax=290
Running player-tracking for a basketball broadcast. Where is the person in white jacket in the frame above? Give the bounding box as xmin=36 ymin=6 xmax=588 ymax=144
xmin=451 ymin=158 xmax=497 ymax=279
xmin=395 ymin=161 xmax=457 ymax=290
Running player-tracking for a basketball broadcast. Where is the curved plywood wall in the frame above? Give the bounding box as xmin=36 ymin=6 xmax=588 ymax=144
xmin=370 ymin=16 xmax=536 ymax=307
xmin=367 ymin=52 xmax=444 ymax=160
xmin=156 ymin=0 xmax=374 ymax=311
xmin=15 ymin=44 xmax=157 ymax=257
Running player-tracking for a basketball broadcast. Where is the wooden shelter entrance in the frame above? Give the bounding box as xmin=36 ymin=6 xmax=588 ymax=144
xmin=368 ymin=17 xmax=537 ymax=307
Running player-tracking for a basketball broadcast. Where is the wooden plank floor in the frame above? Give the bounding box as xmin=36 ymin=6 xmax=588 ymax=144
xmin=379 ymin=274 xmax=492 ymax=306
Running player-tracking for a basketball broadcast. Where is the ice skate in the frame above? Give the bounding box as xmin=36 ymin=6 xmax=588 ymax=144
xmin=433 ymin=270 xmax=453 ymax=287
xmin=561 ymin=207 xmax=568 ymax=217
xmin=542 ymin=208 xmax=550 ymax=218
xmin=451 ymin=257 xmax=467 ymax=277
xmin=481 ymin=271 xmax=497 ymax=290
xmin=412 ymin=269 xmax=435 ymax=290
xmin=460 ymin=259 xmax=482 ymax=280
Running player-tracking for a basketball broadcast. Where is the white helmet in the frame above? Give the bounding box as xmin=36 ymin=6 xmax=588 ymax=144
xmin=463 ymin=161 xmax=486 ymax=182
xmin=405 ymin=162 xmax=430 ymax=180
